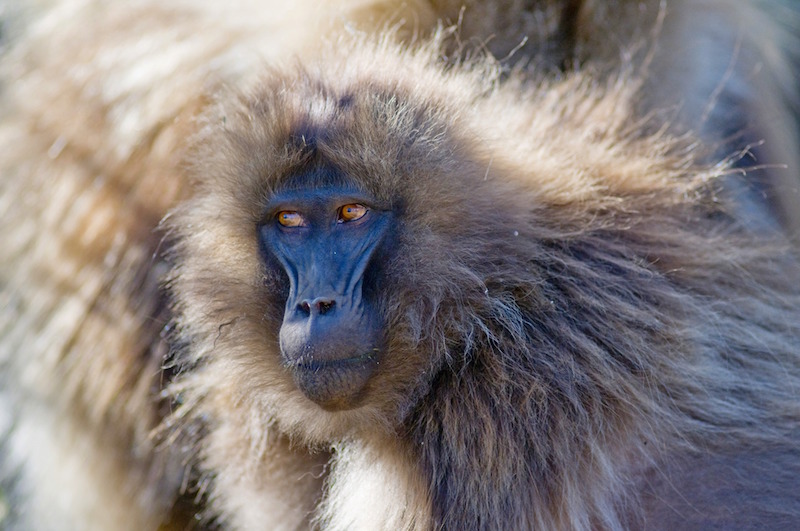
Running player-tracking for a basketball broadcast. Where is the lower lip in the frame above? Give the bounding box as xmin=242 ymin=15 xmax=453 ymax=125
xmin=290 ymin=352 xmax=379 ymax=410
xmin=295 ymin=350 xmax=377 ymax=372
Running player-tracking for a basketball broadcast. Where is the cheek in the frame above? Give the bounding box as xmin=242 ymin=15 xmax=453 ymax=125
xmin=258 ymin=260 xmax=291 ymax=327
xmin=364 ymin=233 xmax=411 ymax=307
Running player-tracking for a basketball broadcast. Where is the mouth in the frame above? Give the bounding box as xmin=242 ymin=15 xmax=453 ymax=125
xmin=288 ymin=350 xmax=380 ymax=410
xmin=295 ymin=350 xmax=378 ymax=372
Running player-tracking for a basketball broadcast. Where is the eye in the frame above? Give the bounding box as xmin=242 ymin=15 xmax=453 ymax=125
xmin=338 ymin=203 xmax=368 ymax=223
xmin=276 ymin=210 xmax=306 ymax=227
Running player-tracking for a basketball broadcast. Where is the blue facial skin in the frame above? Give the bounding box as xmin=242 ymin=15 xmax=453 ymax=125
xmin=258 ymin=179 xmax=393 ymax=411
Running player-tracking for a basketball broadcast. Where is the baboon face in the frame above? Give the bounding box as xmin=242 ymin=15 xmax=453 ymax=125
xmin=257 ymin=165 xmax=394 ymax=411
xmin=176 ymin=81 xmax=505 ymax=428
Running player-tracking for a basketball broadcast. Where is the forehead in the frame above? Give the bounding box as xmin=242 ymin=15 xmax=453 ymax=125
xmin=276 ymin=164 xmax=352 ymax=191
xmin=268 ymin=164 xmax=394 ymax=215
xmin=227 ymin=77 xmax=469 ymax=208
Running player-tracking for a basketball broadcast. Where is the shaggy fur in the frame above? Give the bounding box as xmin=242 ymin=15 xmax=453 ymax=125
xmin=1 ymin=1 xmax=800 ymax=530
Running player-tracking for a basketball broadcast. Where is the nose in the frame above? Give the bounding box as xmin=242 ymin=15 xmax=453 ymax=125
xmin=297 ymin=297 xmax=337 ymax=317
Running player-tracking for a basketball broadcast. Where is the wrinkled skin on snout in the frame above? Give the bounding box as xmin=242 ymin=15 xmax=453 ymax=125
xmin=258 ymin=177 xmax=393 ymax=411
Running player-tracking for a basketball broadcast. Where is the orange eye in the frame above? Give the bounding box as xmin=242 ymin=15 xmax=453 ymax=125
xmin=276 ymin=210 xmax=306 ymax=227
xmin=338 ymin=203 xmax=368 ymax=223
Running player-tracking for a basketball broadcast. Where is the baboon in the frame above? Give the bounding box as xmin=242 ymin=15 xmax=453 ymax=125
xmin=1 ymin=0 xmax=800 ymax=529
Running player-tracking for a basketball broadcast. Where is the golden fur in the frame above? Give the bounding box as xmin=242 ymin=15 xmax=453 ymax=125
xmin=1 ymin=1 xmax=799 ymax=529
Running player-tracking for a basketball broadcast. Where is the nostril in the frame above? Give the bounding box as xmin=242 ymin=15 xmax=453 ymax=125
xmin=297 ymin=298 xmax=336 ymax=316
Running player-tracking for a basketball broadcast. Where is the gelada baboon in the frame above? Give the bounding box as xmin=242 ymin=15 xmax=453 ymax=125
xmin=1 ymin=0 xmax=800 ymax=529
